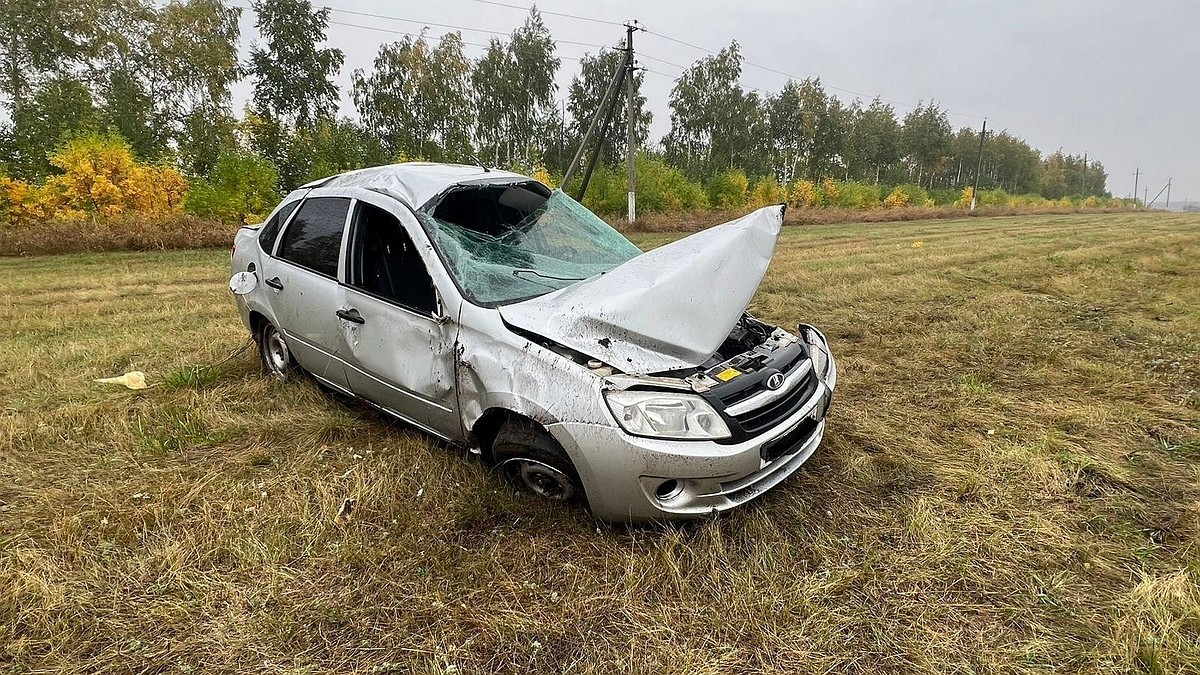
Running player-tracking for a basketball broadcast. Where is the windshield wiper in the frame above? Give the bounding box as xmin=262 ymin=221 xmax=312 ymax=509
xmin=511 ymin=268 xmax=586 ymax=282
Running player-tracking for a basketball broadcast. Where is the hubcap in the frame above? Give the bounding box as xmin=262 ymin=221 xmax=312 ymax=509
xmin=264 ymin=328 xmax=289 ymax=376
xmin=500 ymin=458 xmax=576 ymax=501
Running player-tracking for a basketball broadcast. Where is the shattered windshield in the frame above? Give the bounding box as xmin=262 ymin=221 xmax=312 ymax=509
xmin=419 ymin=184 xmax=643 ymax=306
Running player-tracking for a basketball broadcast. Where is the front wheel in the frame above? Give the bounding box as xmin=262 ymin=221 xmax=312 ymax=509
xmin=257 ymin=322 xmax=294 ymax=380
xmin=492 ymin=418 xmax=583 ymax=503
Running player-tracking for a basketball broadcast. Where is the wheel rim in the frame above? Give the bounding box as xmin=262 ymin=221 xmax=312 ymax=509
xmin=500 ymin=458 xmax=576 ymax=501
xmin=263 ymin=327 xmax=289 ymax=377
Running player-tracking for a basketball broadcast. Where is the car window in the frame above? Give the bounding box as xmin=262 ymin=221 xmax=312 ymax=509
xmin=349 ymin=202 xmax=438 ymax=315
xmin=257 ymin=200 xmax=300 ymax=254
xmin=277 ymin=197 xmax=351 ymax=278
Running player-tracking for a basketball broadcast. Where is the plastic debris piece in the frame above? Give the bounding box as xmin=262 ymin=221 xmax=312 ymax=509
xmin=94 ymin=371 xmax=148 ymax=390
xmin=336 ymin=497 xmax=357 ymax=525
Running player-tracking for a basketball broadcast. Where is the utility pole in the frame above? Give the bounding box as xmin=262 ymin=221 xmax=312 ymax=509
xmin=1166 ymin=178 xmax=1172 ymax=209
xmin=563 ymin=50 xmax=626 ymax=190
xmin=1080 ymin=152 xmax=1087 ymax=196
xmin=1133 ymin=167 xmax=1140 ymax=209
xmin=625 ymin=20 xmax=640 ymax=224
xmin=970 ymin=118 xmax=987 ymax=211
xmin=1144 ymin=186 xmax=1149 ymax=208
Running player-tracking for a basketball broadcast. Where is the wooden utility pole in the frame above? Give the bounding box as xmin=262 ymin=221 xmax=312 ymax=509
xmin=1166 ymin=178 xmax=1172 ymax=209
xmin=625 ymin=21 xmax=639 ymax=224
xmin=1133 ymin=167 xmax=1140 ymax=208
xmin=1080 ymin=152 xmax=1088 ymax=196
xmin=970 ymin=119 xmax=987 ymax=211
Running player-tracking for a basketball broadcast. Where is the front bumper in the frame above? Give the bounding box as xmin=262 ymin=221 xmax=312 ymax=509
xmin=549 ymin=349 xmax=837 ymax=522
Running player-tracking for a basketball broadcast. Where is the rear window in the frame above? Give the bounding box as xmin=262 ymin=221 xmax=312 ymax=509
xmin=277 ymin=197 xmax=351 ymax=277
xmin=258 ymin=200 xmax=300 ymax=254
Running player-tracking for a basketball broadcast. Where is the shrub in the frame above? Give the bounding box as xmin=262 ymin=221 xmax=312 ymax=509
xmin=184 ymin=149 xmax=281 ymax=224
xmin=3 ymin=133 xmax=187 ymax=226
xmin=957 ymin=186 xmax=974 ymax=207
xmin=882 ymin=186 xmax=910 ymax=208
xmin=706 ymin=169 xmax=749 ymax=208
xmin=825 ymin=178 xmax=883 ymax=207
xmin=747 ymin=177 xmax=788 ymax=209
xmin=929 ymin=188 xmax=960 ymax=206
xmin=788 ymin=179 xmax=818 ymax=208
xmin=820 ymin=178 xmax=840 ymax=207
xmin=978 ymin=188 xmax=1011 ymax=208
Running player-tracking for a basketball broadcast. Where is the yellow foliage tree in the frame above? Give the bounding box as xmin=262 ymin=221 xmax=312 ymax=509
xmin=882 ymin=186 xmax=910 ymax=208
xmin=747 ymin=178 xmax=788 ymax=209
xmin=531 ymin=165 xmax=557 ymax=189
xmin=957 ymin=186 xmax=974 ymax=208
xmin=10 ymin=133 xmax=188 ymax=225
xmin=788 ymin=180 xmax=818 ymax=208
xmin=821 ymin=178 xmax=840 ymax=206
xmin=1 ymin=177 xmax=54 ymax=225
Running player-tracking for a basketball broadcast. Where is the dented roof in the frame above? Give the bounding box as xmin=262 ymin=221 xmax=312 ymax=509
xmin=301 ymin=162 xmax=529 ymax=208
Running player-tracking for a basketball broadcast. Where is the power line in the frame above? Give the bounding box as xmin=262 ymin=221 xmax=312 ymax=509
xmin=641 ymin=27 xmax=989 ymax=121
xmin=463 ymin=0 xmax=624 ymax=27
xmin=326 ymin=19 xmax=587 ymax=61
xmin=323 ymin=6 xmax=611 ymax=49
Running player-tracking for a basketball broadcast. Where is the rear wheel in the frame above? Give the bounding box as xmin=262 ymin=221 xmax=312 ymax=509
xmin=257 ymin=322 xmax=294 ymax=380
xmin=492 ymin=418 xmax=583 ymax=503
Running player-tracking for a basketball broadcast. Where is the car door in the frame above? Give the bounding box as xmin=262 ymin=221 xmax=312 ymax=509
xmin=337 ymin=197 xmax=461 ymax=438
xmin=261 ymin=195 xmax=352 ymax=391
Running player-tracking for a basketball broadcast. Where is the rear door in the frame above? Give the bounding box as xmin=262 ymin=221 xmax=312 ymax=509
xmin=337 ymin=197 xmax=461 ymax=438
xmin=261 ymin=195 xmax=352 ymax=391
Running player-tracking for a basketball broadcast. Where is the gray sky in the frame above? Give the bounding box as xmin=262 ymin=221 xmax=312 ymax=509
xmin=232 ymin=0 xmax=1200 ymax=201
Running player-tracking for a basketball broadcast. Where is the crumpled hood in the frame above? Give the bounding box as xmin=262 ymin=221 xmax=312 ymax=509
xmin=499 ymin=205 xmax=784 ymax=374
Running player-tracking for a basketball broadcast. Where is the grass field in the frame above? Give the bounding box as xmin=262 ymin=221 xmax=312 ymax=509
xmin=3 ymin=213 xmax=1199 ymax=673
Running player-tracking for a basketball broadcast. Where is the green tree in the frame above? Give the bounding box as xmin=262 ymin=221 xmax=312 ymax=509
xmin=7 ymin=76 xmax=98 ymax=178
xmin=566 ymin=48 xmax=651 ymax=168
xmin=470 ymin=8 xmax=560 ymax=168
xmin=248 ymin=0 xmax=343 ymax=127
xmin=664 ymin=41 xmax=763 ymax=177
xmin=352 ymin=32 xmax=473 ymax=162
xmin=847 ymin=97 xmax=902 ymax=184
xmin=901 ymin=101 xmax=952 ymax=187
xmin=0 ymin=0 xmax=99 ymax=107
xmin=184 ymin=147 xmax=280 ymax=223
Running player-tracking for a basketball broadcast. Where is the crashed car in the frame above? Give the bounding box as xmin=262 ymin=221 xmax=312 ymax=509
xmin=229 ymin=162 xmax=836 ymax=522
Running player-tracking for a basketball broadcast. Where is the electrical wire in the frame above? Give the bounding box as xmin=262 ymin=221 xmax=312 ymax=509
xmin=462 ymin=0 xmax=625 ymax=27
xmin=326 ymin=19 xmax=588 ymax=61
xmin=642 ymin=27 xmax=988 ymax=121
xmin=323 ymin=6 xmax=611 ymax=49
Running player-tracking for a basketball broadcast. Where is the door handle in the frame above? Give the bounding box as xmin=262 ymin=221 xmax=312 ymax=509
xmin=336 ymin=308 xmax=365 ymax=324
xmin=264 ymin=277 xmax=283 ymax=290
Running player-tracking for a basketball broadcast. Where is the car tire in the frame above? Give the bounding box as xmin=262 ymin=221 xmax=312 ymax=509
xmin=257 ymin=322 xmax=295 ymax=381
xmin=492 ymin=417 xmax=583 ymax=503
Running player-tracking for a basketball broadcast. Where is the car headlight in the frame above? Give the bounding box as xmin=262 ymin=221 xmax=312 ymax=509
xmin=802 ymin=326 xmax=831 ymax=378
xmin=604 ymin=390 xmax=731 ymax=440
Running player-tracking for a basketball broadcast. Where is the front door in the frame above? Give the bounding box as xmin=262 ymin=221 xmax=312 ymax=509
xmin=262 ymin=195 xmax=352 ymax=390
xmin=337 ymin=200 xmax=460 ymax=438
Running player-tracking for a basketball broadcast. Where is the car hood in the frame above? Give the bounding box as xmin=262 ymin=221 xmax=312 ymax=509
xmin=498 ymin=205 xmax=784 ymax=374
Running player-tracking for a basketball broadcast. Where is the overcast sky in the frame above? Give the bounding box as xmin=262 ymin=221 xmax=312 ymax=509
xmin=232 ymin=0 xmax=1199 ymax=204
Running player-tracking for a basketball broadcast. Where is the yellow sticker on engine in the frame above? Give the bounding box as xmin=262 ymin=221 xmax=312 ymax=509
xmin=716 ymin=367 xmax=742 ymax=382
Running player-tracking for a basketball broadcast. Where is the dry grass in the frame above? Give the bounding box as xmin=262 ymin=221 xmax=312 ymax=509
xmin=2 ymin=213 xmax=1199 ymax=673
xmin=623 ymin=205 xmax=1144 ymax=233
xmin=0 ymin=215 xmax=237 ymax=256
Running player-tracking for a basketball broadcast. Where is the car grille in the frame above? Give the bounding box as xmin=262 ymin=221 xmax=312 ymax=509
xmin=717 ymin=356 xmax=818 ymax=436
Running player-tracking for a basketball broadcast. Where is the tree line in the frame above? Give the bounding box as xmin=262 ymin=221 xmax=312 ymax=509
xmin=0 ymin=0 xmax=1111 ymax=210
